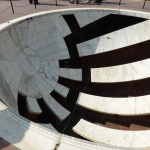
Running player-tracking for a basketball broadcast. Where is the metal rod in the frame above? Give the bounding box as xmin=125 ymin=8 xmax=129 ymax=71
xmin=76 ymin=0 xmax=79 ymax=5
xmin=119 ymin=0 xmax=121 ymax=6
xmin=34 ymin=2 xmax=36 ymax=9
xmin=10 ymin=0 xmax=14 ymax=14
xmin=143 ymin=0 xmax=146 ymax=9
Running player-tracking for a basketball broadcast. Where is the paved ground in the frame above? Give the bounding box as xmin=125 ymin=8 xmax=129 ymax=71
xmin=0 ymin=138 xmax=19 ymax=150
xmin=0 ymin=0 xmax=150 ymax=24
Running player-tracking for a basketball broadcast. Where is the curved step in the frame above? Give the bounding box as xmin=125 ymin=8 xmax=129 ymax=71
xmin=73 ymin=119 xmax=150 ymax=147
xmin=77 ymin=92 xmax=150 ymax=115
xmin=77 ymin=20 xmax=150 ymax=57
xmin=43 ymin=95 xmax=70 ymax=121
xmin=26 ymin=97 xmax=42 ymax=114
xmin=60 ymin=68 xmax=82 ymax=81
xmin=91 ymin=58 xmax=150 ymax=83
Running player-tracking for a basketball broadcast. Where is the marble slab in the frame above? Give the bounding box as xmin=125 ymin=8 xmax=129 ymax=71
xmin=60 ymin=68 xmax=82 ymax=81
xmin=91 ymin=58 xmax=150 ymax=82
xmin=26 ymin=97 xmax=42 ymax=114
xmin=73 ymin=119 xmax=150 ymax=147
xmin=77 ymin=92 xmax=150 ymax=115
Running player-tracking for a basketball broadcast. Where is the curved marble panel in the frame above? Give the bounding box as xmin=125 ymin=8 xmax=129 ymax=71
xmin=73 ymin=119 xmax=150 ymax=147
xmin=77 ymin=92 xmax=150 ymax=115
xmin=77 ymin=20 xmax=150 ymax=57
xmin=91 ymin=58 xmax=150 ymax=82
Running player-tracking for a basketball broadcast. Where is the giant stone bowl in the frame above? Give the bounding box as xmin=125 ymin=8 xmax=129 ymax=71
xmin=0 ymin=8 xmax=150 ymax=150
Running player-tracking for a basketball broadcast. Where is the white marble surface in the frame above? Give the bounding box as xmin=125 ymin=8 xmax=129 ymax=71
xmin=73 ymin=119 xmax=150 ymax=148
xmin=19 ymin=74 xmax=42 ymax=98
xmin=77 ymin=20 xmax=150 ymax=57
xmin=74 ymin=10 xmax=111 ymax=28
xmin=60 ymin=68 xmax=82 ymax=81
xmin=54 ymin=83 xmax=69 ymax=98
xmin=91 ymin=58 xmax=150 ymax=83
xmin=77 ymin=92 xmax=150 ymax=115
xmin=26 ymin=97 xmax=42 ymax=114
xmin=0 ymin=73 xmax=18 ymax=113
xmin=0 ymin=12 xmax=71 ymax=99
xmin=43 ymin=94 xmax=70 ymax=121
xmin=0 ymin=14 xmax=73 ymax=128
